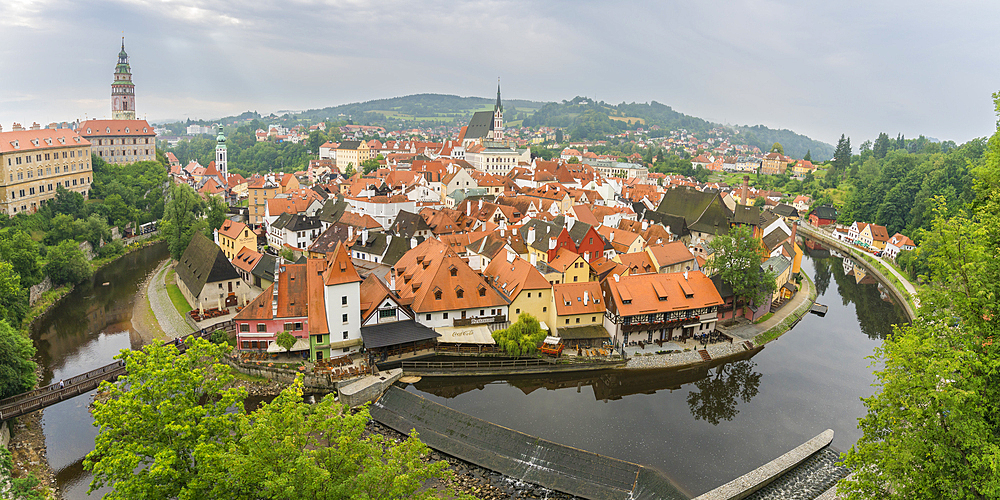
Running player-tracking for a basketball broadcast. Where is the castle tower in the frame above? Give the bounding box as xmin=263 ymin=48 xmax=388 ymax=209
xmin=216 ymin=124 xmax=228 ymax=181
xmin=490 ymin=80 xmax=504 ymax=144
xmin=111 ymin=38 xmax=136 ymax=120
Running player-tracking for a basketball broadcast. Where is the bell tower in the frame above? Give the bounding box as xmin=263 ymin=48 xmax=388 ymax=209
xmin=111 ymin=38 xmax=136 ymax=120
xmin=216 ymin=124 xmax=228 ymax=181
xmin=490 ymin=79 xmax=504 ymax=144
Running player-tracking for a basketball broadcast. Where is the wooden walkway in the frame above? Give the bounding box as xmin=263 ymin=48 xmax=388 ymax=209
xmin=0 ymin=320 xmax=236 ymax=422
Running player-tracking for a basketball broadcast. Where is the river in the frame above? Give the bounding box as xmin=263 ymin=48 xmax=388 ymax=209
xmin=31 ymin=241 xmax=905 ymax=499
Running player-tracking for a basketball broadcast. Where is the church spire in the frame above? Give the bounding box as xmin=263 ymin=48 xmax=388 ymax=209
xmin=495 ymin=78 xmax=503 ymax=113
xmin=112 ymin=38 xmax=136 ymax=120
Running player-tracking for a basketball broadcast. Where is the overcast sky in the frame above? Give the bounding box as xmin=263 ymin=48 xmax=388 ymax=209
xmin=2 ymin=0 xmax=999 ymax=147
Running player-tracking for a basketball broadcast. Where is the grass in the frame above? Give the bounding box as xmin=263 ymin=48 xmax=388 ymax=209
xmin=165 ymin=269 xmax=193 ymax=315
xmin=753 ymin=273 xmax=817 ymax=346
xmin=232 ymin=371 xmax=270 ymax=384
xmin=753 ymin=312 xmax=775 ymax=324
xmin=856 ymin=253 xmax=918 ymax=313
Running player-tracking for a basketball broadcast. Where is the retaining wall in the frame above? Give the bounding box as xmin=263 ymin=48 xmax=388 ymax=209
xmin=798 ymin=225 xmax=915 ymax=321
xmin=338 ymin=369 xmax=402 ymax=408
xmin=223 ymin=358 xmax=342 ymax=391
xmin=0 ymin=421 xmax=8 ymax=449
xmin=692 ymin=429 xmax=834 ymax=500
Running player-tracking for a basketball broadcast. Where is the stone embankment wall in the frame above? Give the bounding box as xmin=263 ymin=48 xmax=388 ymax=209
xmin=28 ymin=277 xmax=52 ymax=306
xmin=798 ymin=226 xmax=915 ymax=321
xmin=223 ymin=358 xmax=342 ymax=392
xmin=339 ymin=369 xmax=403 ymax=408
xmin=693 ymin=429 xmax=834 ymax=500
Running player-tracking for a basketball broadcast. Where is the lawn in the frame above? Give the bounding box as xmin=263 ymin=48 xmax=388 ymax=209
xmin=165 ymin=269 xmax=193 ymax=315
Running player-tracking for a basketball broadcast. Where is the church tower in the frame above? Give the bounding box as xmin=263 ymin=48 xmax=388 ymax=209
xmin=215 ymin=124 xmax=228 ymax=181
xmin=111 ymin=38 xmax=136 ymax=120
xmin=490 ymin=81 xmax=504 ymax=144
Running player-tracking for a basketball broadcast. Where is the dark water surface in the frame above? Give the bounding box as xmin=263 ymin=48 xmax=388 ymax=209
xmin=30 ymin=242 xmax=168 ymax=499
xmin=35 ymin=243 xmax=905 ymax=498
xmin=406 ymin=251 xmax=907 ymax=497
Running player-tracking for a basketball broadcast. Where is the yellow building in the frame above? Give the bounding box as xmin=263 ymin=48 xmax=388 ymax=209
xmin=335 ymin=140 xmax=373 ymax=172
xmin=1 ymin=125 xmax=92 ymax=216
xmin=551 ymin=281 xmax=608 ymax=347
xmin=538 ymin=247 xmax=591 ymax=285
xmin=482 ymin=254 xmax=552 ymax=328
xmin=216 ymin=219 xmax=257 ymax=260
xmin=77 ymin=119 xmax=156 ymax=165
xmin=248 ymin=173 xmax=299 ymax=225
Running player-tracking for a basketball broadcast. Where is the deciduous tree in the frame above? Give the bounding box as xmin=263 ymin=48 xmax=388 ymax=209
xmin=705 ymin=225 xmax=776 ymax=310
xmin=492 ymin=313 xmax=546 ymax=357
xmin=161 ymin=183 xmax=207 ymax=259
xmin=0 ymin=319 xmax=36 ymax=400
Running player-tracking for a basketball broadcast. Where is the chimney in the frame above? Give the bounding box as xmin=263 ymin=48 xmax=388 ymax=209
xmin=530 ymin=253 xmax=537 ymax=265
xmin=467 ymin=202 xmax=471 ymax=217
xmin=549 ymin=237 xmax=557 ymax=250
xmin=742 ymin=175 xmax=750 ymax=205
xmin=362 ymin=228 xmax=368 ymax=243
xmin=410 ymin=237 xmax=417 ymax=248
xmin=566 ymin=216 xmax=575 ymax=231
xmin=507 ymin=251 xmax=515 ymax=263
xmin=789 ymin=220 xmax=798 ymax=246
xmin=12 ymin=123 xmax=23 ymax=131
xmin=478 ymin=199 xmax=483 ymax=210
xmin=613 ymin=274 xmax=620 ymax=282
xmin=348 ymin=225 xmax=354 ymax=241
xmin=528 ymin=227 xmax=536 ymax=243
xmin=608 ymin=231 xmax=614 ymax=242
xmin=683 ymin=270 xmax=689 ymax=280
xmin=390 ymin=267 xmax=396 ymax=292
xmin=30 ymin=122 xmax=40 ymax=131
xmin=642 ymin=219 xmax=648 ymax=231
xmin=272 ymin=273 xmax=280 ymax=316
xmin=584 ymin=291 xmax=589 ymax=305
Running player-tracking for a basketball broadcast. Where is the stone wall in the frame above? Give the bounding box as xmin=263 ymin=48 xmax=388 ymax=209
xmin=692 ymin=429 xmax=834 ymax=500
xmin=28 ymin=276 xmax=52 ymax=306
xmin=78 ymin=241 xmax=95 ymax=261
xmin=223 ymin=357 xmax=343 ymax=392
xmin=339 ymin=369 xmax=403 ymax=408
xmin=0 ymin=421 xmax=8 ymax=449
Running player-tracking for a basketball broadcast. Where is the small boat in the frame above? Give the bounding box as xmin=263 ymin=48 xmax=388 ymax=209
xmin=810 ymin=303 xmax=828 ymax=316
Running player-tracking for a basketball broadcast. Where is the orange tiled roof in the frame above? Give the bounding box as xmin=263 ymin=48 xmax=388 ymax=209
xmin=553 ymin=282 xmax=605 ymax=316
xmin=0 ymin=128 xmax=90 ymax=153
xmin=605 ymin=271 xmax=723 ymax=317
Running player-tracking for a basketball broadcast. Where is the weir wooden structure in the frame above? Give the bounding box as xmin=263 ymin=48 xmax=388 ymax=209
xmin=0 ymin=320 xmax=236 ymax=421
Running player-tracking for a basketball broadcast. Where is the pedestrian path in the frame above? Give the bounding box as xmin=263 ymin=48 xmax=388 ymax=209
xmin=718 ymin=276 xmax=815 ymax=342
xmin=147 ymin=261 xmax=194 ymax=339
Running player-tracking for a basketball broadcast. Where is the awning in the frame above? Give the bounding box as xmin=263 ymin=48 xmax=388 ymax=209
xmin=435 ymin=325 xmax=495 ymax=345
xmin=557 ymin=324 xmax=611 ymax=340
xmin=543 ymin=336 xmax=561 ymax=345
xmin=539 ymin=321 xmax=549 ymax=332
xmin=266 ymin=338 xmax=310 ymax=353
xmin=362 ymin=321 xmax=440 ymax=349
xmin=682 ymin=322 xmax=700 ymax=328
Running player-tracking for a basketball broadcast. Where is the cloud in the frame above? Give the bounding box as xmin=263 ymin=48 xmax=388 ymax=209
xmin=2 ymin=0 xmax=999 ymax=145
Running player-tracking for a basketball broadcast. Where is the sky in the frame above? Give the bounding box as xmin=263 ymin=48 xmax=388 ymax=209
xmin=2 ymin=0 xmax=1000 ymax=147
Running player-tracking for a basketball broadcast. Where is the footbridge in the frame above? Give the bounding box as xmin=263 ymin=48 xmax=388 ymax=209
xmin=0 ymin=320 xmax=235 ymax=421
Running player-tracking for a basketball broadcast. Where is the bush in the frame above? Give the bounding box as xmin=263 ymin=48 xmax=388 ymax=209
xmin=209 ymin=329 xmax=228 ymax=345
xmin=98 ymin=239 xmax=125 ymax=259
xmin=44 ymin=240 xmax=93 ymax=286
xmin=491 ymin=313 xmax=546 ymax=357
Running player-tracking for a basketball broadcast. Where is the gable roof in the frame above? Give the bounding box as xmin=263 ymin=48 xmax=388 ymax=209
xmin=482 ymin=254 xmax=551 ymax=301
xmin=553 ymin=282 xmax=605 ymax=316
xmin=655 ymin=186 xmax=733 ymax=235
xmin=389 ymin=239 xmax=507 ymax=313
xmin=176 ymin=232 xmax=240 ymax=297
xmin=323 ymin=242 xmax=363 ymax=286
xmin=604 ymin=271 xmax=723 ymax=317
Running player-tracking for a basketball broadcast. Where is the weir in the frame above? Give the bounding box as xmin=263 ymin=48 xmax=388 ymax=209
xmin=370 ymin=385 xmax=686 ymax=500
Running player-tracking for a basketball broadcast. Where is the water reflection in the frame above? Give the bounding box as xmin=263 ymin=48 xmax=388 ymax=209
xmin=686 ymin=360 xmax=762 ymax=425
xmin=803 ymin=239 xmax=908 ymax=339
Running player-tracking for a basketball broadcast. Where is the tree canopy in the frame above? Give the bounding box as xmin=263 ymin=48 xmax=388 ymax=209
xmin=161 ymin=183 xmax=208 ymax=259
xmin=492 ymin=313 xmax=546 ymax=357
xmin=0 ymin=319 xmax=37 ymax=400
xmin=85 ymin=337 xmax=460 ymax=499
xmin=839 ymin=92 xmax=1000 ymax=499
xmin=705 ymin=225 xmax=776 ymax=307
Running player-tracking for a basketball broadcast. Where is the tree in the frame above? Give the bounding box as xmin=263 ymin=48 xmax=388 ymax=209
xmin=0 ymin=261 xmax=28 ymax=327
xmin=770 ymin=142 xmax=784 ymax=155
xmin=567 ymin=156 xmax=581 ymax=164
xmin=206 ymin=194 xmax=228 ymax=232
xmin=705 ymin=225 xmax=777 ymax=310
xmin=555 ymin=129 xmax=563 ymax=143
xmin=44 ymin=240 xmax=93 ymax=286
xmin=803 ymin=150 xmax=812 ymax=162
xmin=492 ymin=313 xmax=546 ymax=357
xmin=85 ymin=338 xmax=456 ymax=499
xmin=873 ymin=132 xmax=890 ymax=159
xmin=49 ymin=184 xmax=86 ymax=218
xmin=276 ymin=331 xmax=297 ymax=352
xmin=0 ymin=227 xmax=42 ymax=288
xmin=209 ymin=329 xmax=229 ymax=345
xmin=361 ymin=155 xmax=382 ymax=174
xmin=160 ymin=183 xmax=207 ymax=259
xmin=833 ymin=134 xmax=852 ymax=176
xmin=344 ymin=162 xmax=356 ymax=176
xmin=0 ymin=319 xmax=37 ymax=400
xmin=839 ymin=94 xmax=1000 ymax=499
xmin=0 ymin=447 xmax=43 ymax=500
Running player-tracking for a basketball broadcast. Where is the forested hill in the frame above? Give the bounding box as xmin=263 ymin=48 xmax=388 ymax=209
xmin=295 ymin=93 xmax=545 ymax=126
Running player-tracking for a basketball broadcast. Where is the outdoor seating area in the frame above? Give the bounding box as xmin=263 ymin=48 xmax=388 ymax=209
xmin=190 ymin=307 xmax=230 ymax=322
xmin=313 ymin=355 xmax=370 ymax=379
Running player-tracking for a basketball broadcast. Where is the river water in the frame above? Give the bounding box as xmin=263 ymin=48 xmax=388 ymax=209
xmin=31 ymin=241 xmax=905 ymax=499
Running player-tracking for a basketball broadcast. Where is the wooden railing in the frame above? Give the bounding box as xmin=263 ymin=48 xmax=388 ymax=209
xmin=402 ymin=358 xmax=554 ymax=370
xmin=0 ymin=319 xmax=238 ymax=421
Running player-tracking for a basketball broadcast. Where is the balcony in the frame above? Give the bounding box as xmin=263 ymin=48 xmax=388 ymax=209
xmin=453 ymin=314 xmax=506 ymax=327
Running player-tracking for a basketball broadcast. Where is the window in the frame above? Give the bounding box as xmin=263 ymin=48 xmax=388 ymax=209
xmin=343 ymin=331 xmax=348 ymax=339
xmin=240 ymin=323 xmax=250 ymax=332
xmin=479 ymin=288 xmax=486 ymax=297
xmin=576 ymin=317 xmax=581 ymax=323
xmin=294 ymin=322 xmax=302 ymax=331
xmin=442 ymin=312 xmax=449 ymax=319
xmin=527 ymin=292 xmax=531 ymax=298
xmin=256 ymin=323 xmax=266 ymax=332
xmin=241 ymin=341 xmax=249 ymax=349
xmin=573 ymin=276 xmax=578 ymax=282
xmin=342 ymin=313 xmax=348 ymax=323
xmin=565 ymin=319 xmax=570 ymax=324
xmin=592 ymin=317 xmax=597 ymax=322
xmin=434 ymin=290 xmax=442 ymax=300
xmin=456 ymin=289 xmax=464 ymax=299
xmin=342 ymin=296 xmax=348 ymax=305
xmin=426 ymin=314 xmax=431 ymax=321
xmin=543 ymin=307 xmax=547 ymax=312
xmin=379 ymin=308 xmax=395 ymax=319
xmin=284 ymin=322 xmax=293 ymax=331
xmin=515 ymin=308 xmax=520 ymax=314
xmin=450 ymin=268 xmax=457 ymax=277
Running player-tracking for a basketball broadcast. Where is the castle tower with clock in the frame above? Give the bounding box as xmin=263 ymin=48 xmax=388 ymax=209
xmin=111 ymin=38 xmax=136 ymax=120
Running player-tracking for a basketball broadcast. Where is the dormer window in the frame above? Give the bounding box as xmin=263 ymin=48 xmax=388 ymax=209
xmin=450 ymin=267 xmax=457 ymax=277
xmin=455 ymin=288 xmax=464 ymax=299
xmin=106 ymin=127 xmax=111 ymax=133
xmin=479 ymin=288 xmax=486 ymax=297
xmin=434 ymin=290 xmax=442 ymax=300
